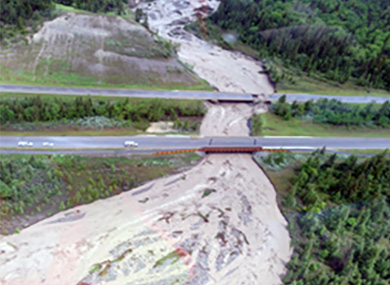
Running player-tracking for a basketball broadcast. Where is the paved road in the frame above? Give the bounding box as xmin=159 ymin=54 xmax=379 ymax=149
xmin=271 ymin=93 xmax=390 ymax=103
xmin=1 ymin=136 xmax=389 ymax=151
xmin=1 ymin=84 xmax=389 ymax=103
xmin=0 ymin=84 xmax=254 ymax=101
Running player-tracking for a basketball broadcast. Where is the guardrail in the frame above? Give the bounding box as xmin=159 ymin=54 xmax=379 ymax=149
xmin=154 ymin=147 xmax=291 ymax=155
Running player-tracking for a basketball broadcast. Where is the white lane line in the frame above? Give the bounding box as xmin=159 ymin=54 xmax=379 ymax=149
xmin=262 ymin=146 xmax=317 ymax=149
xmin=263 ymin=136 xmax=314 ymax=139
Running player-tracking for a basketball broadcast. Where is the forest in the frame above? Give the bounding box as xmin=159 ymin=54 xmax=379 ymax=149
xmin=0 ymin=0 xmax=127 ymax=41
xmin=208 ymin=0 xmax=390 ymax=91
xmin=258 ymin=150 xmax=390 ymax=284
xmin=271 ymin=95 xmax=390 ymax=128
xmin=0 ymin=96 xmax=205 ymax=132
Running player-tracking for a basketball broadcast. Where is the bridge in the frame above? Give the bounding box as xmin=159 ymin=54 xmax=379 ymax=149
xmin=154 ymin=146 xmax=291 ymax=155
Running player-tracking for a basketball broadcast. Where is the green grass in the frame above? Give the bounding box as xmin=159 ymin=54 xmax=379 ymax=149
xmin=260 ymin=112 xmax=390 ymax=137
xmin=0 ymin=91 xmax=210 ymax=101
xmin=0 ymin=75 xmax=213 ymax=92
xmin=0 ymin=129 xmax=142 ymax=136
xmin=338 ymin=149 xmax=389 ymax=155
xmin=55 ymin=3 xmax=93 ymax=14
xmin=55 ymin=3 xmax=134 ymax=19
xmin=273 ymin=63 xmax=390 ymax=97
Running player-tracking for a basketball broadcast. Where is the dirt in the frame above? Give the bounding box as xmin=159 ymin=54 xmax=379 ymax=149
xmin=0 ymin=13 xmax=203 ymax=88
xmin=146 ymin=121 xmax=177 ymax=133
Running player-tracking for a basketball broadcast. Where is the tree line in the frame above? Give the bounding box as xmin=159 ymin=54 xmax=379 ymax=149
xmin=0 ymin=96 xmax=205 ymax=125
xmin=272 ymin=95 xmax=390 ymax=128
xmin=0 ymin=0 xmax=53 ymax=27
xmin=0 ymin=0 xmax=128 ymax=39
xmin=54 ymin=0 xmax=127 ymax=14
xmin=260 ymin=150 xmax=390 ymax=284
xmin=209 ymin=0 xmax=390 ymax=91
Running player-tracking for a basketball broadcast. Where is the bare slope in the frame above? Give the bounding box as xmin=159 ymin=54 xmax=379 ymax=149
xmin=0 ymin=13 xmax=205 ymax=89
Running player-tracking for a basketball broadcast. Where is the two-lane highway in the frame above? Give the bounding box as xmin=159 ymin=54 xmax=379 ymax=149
xmin=1 ymin=84 xmax=389 ymax=103
xmin=1 ymin=136 xmax=389 ymax=153
xmin=0 ymin=84 xmax=254 ymax=101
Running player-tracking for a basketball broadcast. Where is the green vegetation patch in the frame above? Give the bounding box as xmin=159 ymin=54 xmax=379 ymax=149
xmin=153 ymin=250 xmax=182 ymax=268
xmin=256 ymin=150 xmax=390 ymax=284
xmin=0 ymin=153 xmax=201 ymax=235
xmin=251 ymin=97 xmax=390 ymax=137
xmin=0 ymin=0 xmax=56 ymax=45
xmin=0 ymin=95 xmax=205 ymax=134
xmin=272 ymin=95 xmax=390 ymax=128
xmin=253 ymin=112 xmax=390 ymax=137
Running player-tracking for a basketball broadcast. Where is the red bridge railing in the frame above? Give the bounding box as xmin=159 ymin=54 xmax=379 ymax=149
xmin=154 ymin=147 xmax=290 ymax=155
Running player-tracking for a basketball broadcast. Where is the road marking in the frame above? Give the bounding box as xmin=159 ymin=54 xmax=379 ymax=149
xmin=262 ymin=146 xmax=317 ymax=150
xmin=263 ymin=136 xmax=314 ymax=139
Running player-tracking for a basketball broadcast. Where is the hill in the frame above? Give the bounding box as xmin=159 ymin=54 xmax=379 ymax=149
xmin=0 ymin=12 xmax=209 ymax=90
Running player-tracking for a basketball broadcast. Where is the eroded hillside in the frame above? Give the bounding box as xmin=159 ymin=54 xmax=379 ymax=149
xmin=0 ymin=13 xmax=206 ymax=89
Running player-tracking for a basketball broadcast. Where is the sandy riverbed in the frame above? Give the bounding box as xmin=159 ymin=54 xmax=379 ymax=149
xmin=0 ymin=153 xmax=291 ymax=285
xmin=0 ymin=1 xmax=291 ymax=284
xmin=137 ymin=0 xmax=274 ymax=95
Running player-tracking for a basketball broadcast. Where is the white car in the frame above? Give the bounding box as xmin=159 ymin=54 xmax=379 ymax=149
xmin=124 ymin=141 xmax=138 ymax=147
xmin=18 ymin=141 xmax=33 ymax=147
xmin=42 ymin=142 xmax=54 ymax=147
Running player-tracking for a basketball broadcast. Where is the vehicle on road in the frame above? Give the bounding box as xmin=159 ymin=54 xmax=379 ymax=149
xmin=124 ymin=141 xmax=139 ymax=147
xmin=42 ymin=142 xmax=54 ymax=147
xmin=18 ymin=141 xmax=33 ymax=147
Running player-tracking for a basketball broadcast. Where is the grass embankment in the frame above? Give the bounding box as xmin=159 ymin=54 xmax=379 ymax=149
xmin=256 ymin=112 xmax=390 ymax=137
xmin=251 ymin=99 xmax=390 ymax=137
xmin=339 ymin=149 xmax=390 ymax=156
xmin=0 ymin=153 xmax=201 ymax=235
xmin=255 ymin=151 xmax=390 ymax=284
xmin=265 ymin=58 xmax=390 ymax=98
xmin=0 ymin=95 xmax=205 ymax=136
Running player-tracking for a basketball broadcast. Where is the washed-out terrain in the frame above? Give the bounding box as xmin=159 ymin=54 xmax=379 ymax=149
xmin=0 ymin=1 xmax=292 ymax=284
xmin=137 ymin=0 xmax=274 ymax=95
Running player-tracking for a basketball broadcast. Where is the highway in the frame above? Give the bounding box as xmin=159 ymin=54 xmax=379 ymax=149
xmin=0 ymin=84 xmax=254 ymax=101
xmin=1 ymin=136 xmax=389 ymax=152
xmin=271 ymin=93 xmax=390 ymax=104
xmin=1 ymin=84 xmax=389 ymax=103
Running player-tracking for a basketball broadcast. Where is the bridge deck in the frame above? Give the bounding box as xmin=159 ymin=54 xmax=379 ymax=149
xmin=154 ymin=147 xmax=291 ymax=155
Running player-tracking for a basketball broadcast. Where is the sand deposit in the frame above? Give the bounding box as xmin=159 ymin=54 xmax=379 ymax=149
xmin=0 ymin=154 xmax=291 ymax=285
xmin=146 ymin=122 xmax=177 ymax=133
